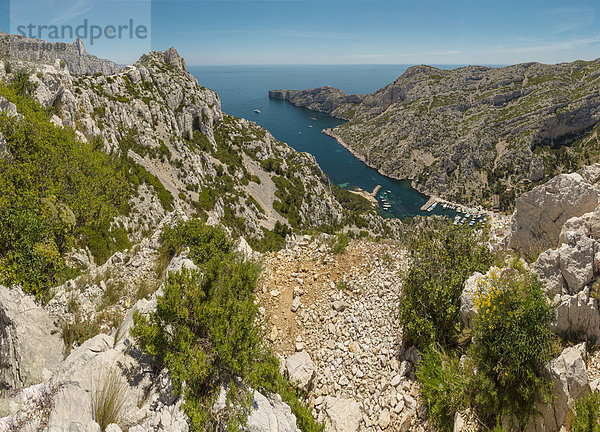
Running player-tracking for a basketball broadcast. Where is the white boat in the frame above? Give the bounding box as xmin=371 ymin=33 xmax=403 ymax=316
xmin=308 ymin=125 xmax=313 ymax=128
xmin=254 ymin=109 xmax=261 ymax=114
xmin=311 ymin=117 xmax=317 ymax=120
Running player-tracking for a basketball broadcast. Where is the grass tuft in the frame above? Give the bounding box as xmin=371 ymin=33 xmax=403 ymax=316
xmin=92 ymin=368 xmax=129 ymax=431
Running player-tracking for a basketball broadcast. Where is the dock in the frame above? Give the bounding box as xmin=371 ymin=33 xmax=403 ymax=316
xmin=420 ymin=197 xmax=436 ymax=211
xmin=348 ymin=184 xmax=381 ymax=207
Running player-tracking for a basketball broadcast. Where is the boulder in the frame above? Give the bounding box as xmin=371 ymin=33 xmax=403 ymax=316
xmin=507 ymin=173 xmax=599 ymax=256
xmin=0 ymin=96 xmax=20 ymax=118
xmin=247 ymin=391 xmax=301 ymax=432
xmin=0 ymin=286 xmax=63 ymax=405
xmin=235 ymin=237 xmax=260 ymax=261
xmin=460 ymin=268 xmax=500 ymax=329
xmin=533 ymin=249 xmax=564 ymax=296
xmin=552 ymin=288 xmax=600 ymax=343
xmin=0 ymin=131 xmax=8 ymax=160
xmin=285 ymin=352 xmax=315 ymax=391
xmin=460 ymin=272 xmax=484 ymax=329
xmin=580 ymin=164 xmax=600 ymax=184
xmin=164 ymin=252 xmax=198 ymax=275
xmin=324 ymin=396 xmax=362 ymax=432
xmin=527 ymin=343 xmax=588 ymax=432
xmin=557 ymin=230 xmax=596 ymax=293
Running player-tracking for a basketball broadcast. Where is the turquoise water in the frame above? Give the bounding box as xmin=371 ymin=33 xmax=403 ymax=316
xmin=189 ymin=65 xmax=462 ymax=220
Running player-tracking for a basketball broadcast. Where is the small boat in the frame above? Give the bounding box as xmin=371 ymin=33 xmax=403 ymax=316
xmin=308 ymin=125 xmax=313 ymax=128
xmin=254 ymin=109 xmax=261 ymax=114
xmin=311 ymin=117 xmax=317 ymax=120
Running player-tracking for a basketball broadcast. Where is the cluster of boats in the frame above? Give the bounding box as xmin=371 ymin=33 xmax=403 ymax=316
xmin=453 ymin=213 xmax=487 ymax=226
xmin=426 ymin=200 xmax=488 ymax=226
xmin=379 ymin=190 xmax=393 ymax=211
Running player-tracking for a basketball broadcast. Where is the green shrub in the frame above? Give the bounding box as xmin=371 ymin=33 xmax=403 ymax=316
xmin=134 ymin=220 xmax=322 ymax=431
xmin=417 ymin=344 xmax=469 ymax=432
xmin=469 ymin=269 xmax=554 ymax=427
xmin=62 ymin=315 xmax=101 ymax=356
xmin=399 ymin=223 xmax=492 ymax=350
xmin=0 ymin=79 xmax=131 ymax=294
xmin=571 ymin=392 xmax=600 ymax=432
xmin=331 ymin=233 xmax=350 ymax=254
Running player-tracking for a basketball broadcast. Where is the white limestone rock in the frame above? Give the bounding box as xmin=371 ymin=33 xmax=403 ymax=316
xmin=507 ymin=173 xmax=599 ymax=256
xmin=324 ymin=396 xmax=362 ymax=432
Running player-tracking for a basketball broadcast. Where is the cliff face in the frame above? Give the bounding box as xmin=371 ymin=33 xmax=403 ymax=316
xmin=269 ymin=86 xmax=365 ymax=119
xmin=271 ymin=60 xmax=600 ymax=208
xmin=0 ymin=31 xmax=121 ymax=75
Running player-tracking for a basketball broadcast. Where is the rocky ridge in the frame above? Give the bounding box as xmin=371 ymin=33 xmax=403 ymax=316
xmin=271 ymin=59 xmax=600 ymax=208
xmin=0 ymin=32 xmax=121 ymax=75
xmin=0 ymin=34 xmax=395 ymax=254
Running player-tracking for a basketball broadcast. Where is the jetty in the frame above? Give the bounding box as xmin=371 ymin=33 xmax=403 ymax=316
xmin=348 ymin=184 xmax=381 ymax=207
xmin=420 ymin=197 xmax=437 ymax=211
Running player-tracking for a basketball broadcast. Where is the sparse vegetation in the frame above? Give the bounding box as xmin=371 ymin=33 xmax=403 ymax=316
xmin=571 ymin=392 xmax=600 ymax=432
xmin=133 ymin=220 xmax=323 ymax=431
xmin=92 ymin=368 xmax=130 ymax=431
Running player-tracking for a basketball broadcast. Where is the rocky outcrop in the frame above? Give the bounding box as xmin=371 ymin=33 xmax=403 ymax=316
xmin=522 ymin=170 xmax=600 ymax=344
xmin=532 ymin=228 xmax=600 ymax=343
xmin=272 ymin=60 xmax=600 ymax=205
xmin=0 ymin=286 xmax=63 ymax=414
xmin=247 ymin=391 xmax=301 ymax=432
xmin=269 ymin=87 xmax=365 ymax=119
xmin=527 ymin=343 xmax=588 ymax=432
xmin=507 ymin=173 xmax=599 ymax=256
xmin=0 ymin=32 xmax=121 ymax=75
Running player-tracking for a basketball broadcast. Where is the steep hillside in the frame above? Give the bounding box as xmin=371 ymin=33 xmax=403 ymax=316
xmin=271 ymin=59 xmax=600 ymax=209
xmin=1 ymin=40 xmax=396 ymax=259
xmin=0 ymin=35 xmax=403 ymax=432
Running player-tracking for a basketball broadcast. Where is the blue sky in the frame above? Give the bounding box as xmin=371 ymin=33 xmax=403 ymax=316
xmin=1 ymin=0 xmax=600 ymax=65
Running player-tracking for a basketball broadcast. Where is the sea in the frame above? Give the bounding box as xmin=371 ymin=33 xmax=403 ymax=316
xmin=189 ymin=64 xmax=464 ymax=220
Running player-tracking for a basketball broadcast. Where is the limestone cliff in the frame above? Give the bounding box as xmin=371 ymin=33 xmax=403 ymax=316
xmin=271 ymin=60 xmax=600 ymax=209
xmin=0 ymin=31 xmax=121 ymax=75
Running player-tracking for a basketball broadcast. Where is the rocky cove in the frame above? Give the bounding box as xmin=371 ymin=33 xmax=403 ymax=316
xmin=2 ymin=32 xmax=600 ymax=432
xmin=192 ymin=65 xmax=462 ymax=221
xmin=269 ymin=61 xmax=600 ymax=211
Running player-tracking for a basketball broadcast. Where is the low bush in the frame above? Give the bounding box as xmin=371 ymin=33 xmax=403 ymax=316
xmin=469 ymin=270 xmax=554 ymax=427
xmin=399 ymin=223 xmax=492 ymax=350
xmin=331 ymin=233 xmax=350 ymax=254
xmin=571 ymin=392 xmax=600 ymax=432
xmin=133 ymin=220 xmax=322 ymax=431
xmin=92 ymin=368 xmax=129 ymax=431
xmin=417 ymin=344 xmax=469 ymax=431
